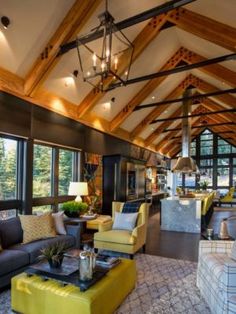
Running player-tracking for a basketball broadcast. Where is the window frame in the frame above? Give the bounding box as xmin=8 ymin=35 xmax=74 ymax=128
xmin=32 ymin=141 xmax=81 ymax=212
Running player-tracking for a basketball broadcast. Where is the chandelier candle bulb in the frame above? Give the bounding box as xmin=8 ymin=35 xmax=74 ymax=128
xmin=92 ymin=53 xmax=97 ymax=68
xmin=114 ymin=57 xmax=118 ymax=71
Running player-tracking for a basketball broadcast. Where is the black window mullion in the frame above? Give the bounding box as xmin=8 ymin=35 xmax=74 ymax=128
xmin=52 ymin=148 xmax=59 ymax=212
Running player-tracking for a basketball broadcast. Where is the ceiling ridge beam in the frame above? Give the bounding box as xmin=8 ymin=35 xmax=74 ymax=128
xmin=76 ymin=14 xmax=169 ymax=119
xmin=167 ymin=8 xmax=236 ymax=52
xmin=110 ymin=47 xmax=185 ymax=133
xmin=24 ymin=0 xmax=102 ymax=96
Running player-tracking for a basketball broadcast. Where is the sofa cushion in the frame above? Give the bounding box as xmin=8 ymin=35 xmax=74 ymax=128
xmin=52 ymin=212 xmax=66 ymax=235
xmin=0 ymin=249 xmax=29 ymax=276
xmin=19 ymin=213 xmax=56 ymax=244
xmin=10 ymin=235 xmax=75 ymax=263
xmin=200 ymin=253 xmax=230 ymax=288
xmin=0 ymin=217 xmax=23 ymax=249
xmin=94 ymin=230 xmax=136 ymax=245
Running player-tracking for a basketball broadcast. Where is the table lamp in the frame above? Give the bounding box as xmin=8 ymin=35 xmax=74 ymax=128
xmin=68 ymin=182 xmax=88 ymax=202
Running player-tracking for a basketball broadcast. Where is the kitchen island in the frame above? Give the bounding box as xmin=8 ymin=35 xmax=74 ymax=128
xmin=161 ymin=196 xmax=202 ymax=233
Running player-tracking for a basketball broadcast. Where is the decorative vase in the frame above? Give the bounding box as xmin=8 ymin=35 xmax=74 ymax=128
xmin=48 ymin=255 xmax=64 ymax=268
xmin=64 ymin=210 xmax=80 ymax=218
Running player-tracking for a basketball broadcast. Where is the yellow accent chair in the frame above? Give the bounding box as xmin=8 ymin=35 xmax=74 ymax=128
xmin=94 ymin=202 xmax=149 ymax=258
xmin=220 ymin=187 xmax=235 ymax=206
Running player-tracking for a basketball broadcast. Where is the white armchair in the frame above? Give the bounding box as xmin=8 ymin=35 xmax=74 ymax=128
xmin=197 ymin=240 xmax=236 ymax=313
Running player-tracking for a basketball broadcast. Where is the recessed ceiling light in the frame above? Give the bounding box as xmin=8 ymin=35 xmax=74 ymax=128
xmin=73 ymin=70 xmax=79 ymax=78
xmin=164 ymin=110 xmax=168 ymax=113
xmin=64 ymin=77 xmax=73 ymax=87
xmin=152 ymin=96 xmax=155 ymax=100
xmin=1 ymin=16 xmax=10 ymax=29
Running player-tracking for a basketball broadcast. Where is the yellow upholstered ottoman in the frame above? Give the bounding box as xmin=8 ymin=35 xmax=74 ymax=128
xmin=86 ymin=215 xmax=112 ymax=230
xmin=11 ymin=259 xmax=136 ymax=314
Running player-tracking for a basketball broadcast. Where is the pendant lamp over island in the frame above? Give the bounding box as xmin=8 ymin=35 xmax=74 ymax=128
xmin=172 ymin=88 xmax=198 ymax=173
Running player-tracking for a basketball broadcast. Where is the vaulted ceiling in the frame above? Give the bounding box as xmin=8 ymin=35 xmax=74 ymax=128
xmin=0 ymin=0 xmax=235 ymax=158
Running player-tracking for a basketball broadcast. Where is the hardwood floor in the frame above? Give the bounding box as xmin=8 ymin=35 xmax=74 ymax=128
xmin=145 ymin=207 xmax=236 ymax=262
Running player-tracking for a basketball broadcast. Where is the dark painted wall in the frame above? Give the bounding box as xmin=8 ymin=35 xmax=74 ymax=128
xmin=0 ymin=91 xmax=144 ymax=156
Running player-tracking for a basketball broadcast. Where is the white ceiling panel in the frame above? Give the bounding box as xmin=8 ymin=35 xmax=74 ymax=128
xmin=0 ymin=0 xmax=75 ymax=76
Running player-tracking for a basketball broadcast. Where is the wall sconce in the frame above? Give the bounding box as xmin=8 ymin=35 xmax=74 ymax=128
xmin=1 ymin=16 xmax=10 ymax=29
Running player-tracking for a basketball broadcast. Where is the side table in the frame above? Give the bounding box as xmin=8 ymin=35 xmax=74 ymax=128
xmin=64 ymin=217 xmax=90 ymax=248
xmin=201 ymin=232 xmax=235 ymax=241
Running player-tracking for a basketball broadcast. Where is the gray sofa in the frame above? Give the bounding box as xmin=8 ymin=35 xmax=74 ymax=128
xmin=0 ymin=216 xmax=80 ymax=288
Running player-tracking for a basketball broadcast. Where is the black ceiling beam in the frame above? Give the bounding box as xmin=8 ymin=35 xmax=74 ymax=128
xmin=58 ymin=0 xmax=195 ymax=56
xmin=134 ymin=88 xmax=236 ymax=111
xmin=170 ymin=131 xmax=234 ymax=139
xmin=107 ymin=53 xmax=236 ymax=90
xmin=151 ymin=108 xmax=236 ymax=124
xmin=162 ymin=122 xmax=236 ymax=133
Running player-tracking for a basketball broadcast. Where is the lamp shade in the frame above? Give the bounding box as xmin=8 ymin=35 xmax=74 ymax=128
xmin=68 ymin=182 xmax=88 ymax=196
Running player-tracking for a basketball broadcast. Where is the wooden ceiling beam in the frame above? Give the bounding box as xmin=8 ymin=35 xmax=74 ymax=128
xmin=110 ymin=48 xmax=185 ymax=132
xmin=167 ymin=8 xmax=236 ymax=52
xmin=144 ymin=107 xmax=182 ymax=146
xmin=76 ymin=14 xmax=169 ymax=119
xmin=130 ymin=74 xmax=188 ymax=139
xmin=24 ymin=0 xmax=102 ymax=96
xmin=137 ymin=74 xmax=200 ymax=144
xmin=182 ymin=49 xmax=236 ymax=87
xmin=202 ymin=99 xmax=236 ymax=123
xmin=126 ymin=49 xmax=236 ymax=139
xmin=182 ymin=74 xmax=236 ymax=109
xmin=155 ymin=126 xmax=181 ymax=152
xmin=166 ymin=127 xmax=202 ymax=157
xmin=159 ymin=116 xmax=202 ymax=155
xmin=0 ymin=66 xmax=24 ymax=95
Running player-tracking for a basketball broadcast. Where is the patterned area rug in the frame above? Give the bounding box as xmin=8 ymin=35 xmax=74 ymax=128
xmin=0 ymin=254 xmax=210 ymax=314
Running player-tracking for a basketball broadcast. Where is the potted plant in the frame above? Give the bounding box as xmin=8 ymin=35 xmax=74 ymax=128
xmin=40 ymin=242 xmax=67 ymax=268
xmin=200 ymin=180 xmax=209 ymax=191
xmin=62 ymin=200 xmax=88 ymax=218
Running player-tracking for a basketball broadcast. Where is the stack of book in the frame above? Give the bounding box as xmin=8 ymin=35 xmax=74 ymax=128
xmin=96 ymin=255 xmax=121 ymax=269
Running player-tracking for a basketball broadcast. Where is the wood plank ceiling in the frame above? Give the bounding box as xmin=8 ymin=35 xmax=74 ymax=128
xmin=0 ymin=0 xmax=235 ymax=158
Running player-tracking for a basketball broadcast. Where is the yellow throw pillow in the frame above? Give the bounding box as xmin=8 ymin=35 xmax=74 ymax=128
xmin=19 ymin=213 xmax=56 ymax=244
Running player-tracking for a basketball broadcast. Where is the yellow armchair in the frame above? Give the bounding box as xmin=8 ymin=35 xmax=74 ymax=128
xmin=220 ymin=187 xmax=235 ymax=205
xmin=94 ymin=201 xmax=150 ymax=258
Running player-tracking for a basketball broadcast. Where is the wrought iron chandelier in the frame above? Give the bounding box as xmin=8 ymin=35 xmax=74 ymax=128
xmin=76 ymin=1 xmax=134 ymax=92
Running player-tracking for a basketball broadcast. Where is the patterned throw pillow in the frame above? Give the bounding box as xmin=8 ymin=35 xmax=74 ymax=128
xmin=122 ymin=202 xmax=141 ymax=213
xmin=19 ymin=213 xmax=56 ymax=244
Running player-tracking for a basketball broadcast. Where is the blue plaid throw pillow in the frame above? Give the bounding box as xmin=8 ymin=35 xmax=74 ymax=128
xmin=122 ymin=202 xmax=141 ymax=213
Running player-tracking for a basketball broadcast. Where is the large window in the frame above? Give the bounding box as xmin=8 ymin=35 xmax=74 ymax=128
xmin=59 ymin=149 xmax=74 ymax=195
xmin=217 ymin=168 xmax=230 ymax=187
xmin=218 ymin=138 xmax=232 ymax=154
xmin=32 ymin=143 xmax=80 ymax=213
xmin=200 ymin=130 xmax=213 ymax=156
xmin=185 ymin=173 xmax=196 ymax=188
xmin=175 ymin=129 xmax=236 ymax=190
xmin=33 ymin=144 xmax=52 ymax=198
xmin=0 ymin=137 xmax=18 ymax=200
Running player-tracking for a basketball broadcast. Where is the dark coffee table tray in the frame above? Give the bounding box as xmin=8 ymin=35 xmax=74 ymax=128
xmin=26 ymin=257 xmax=108 ymax=292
